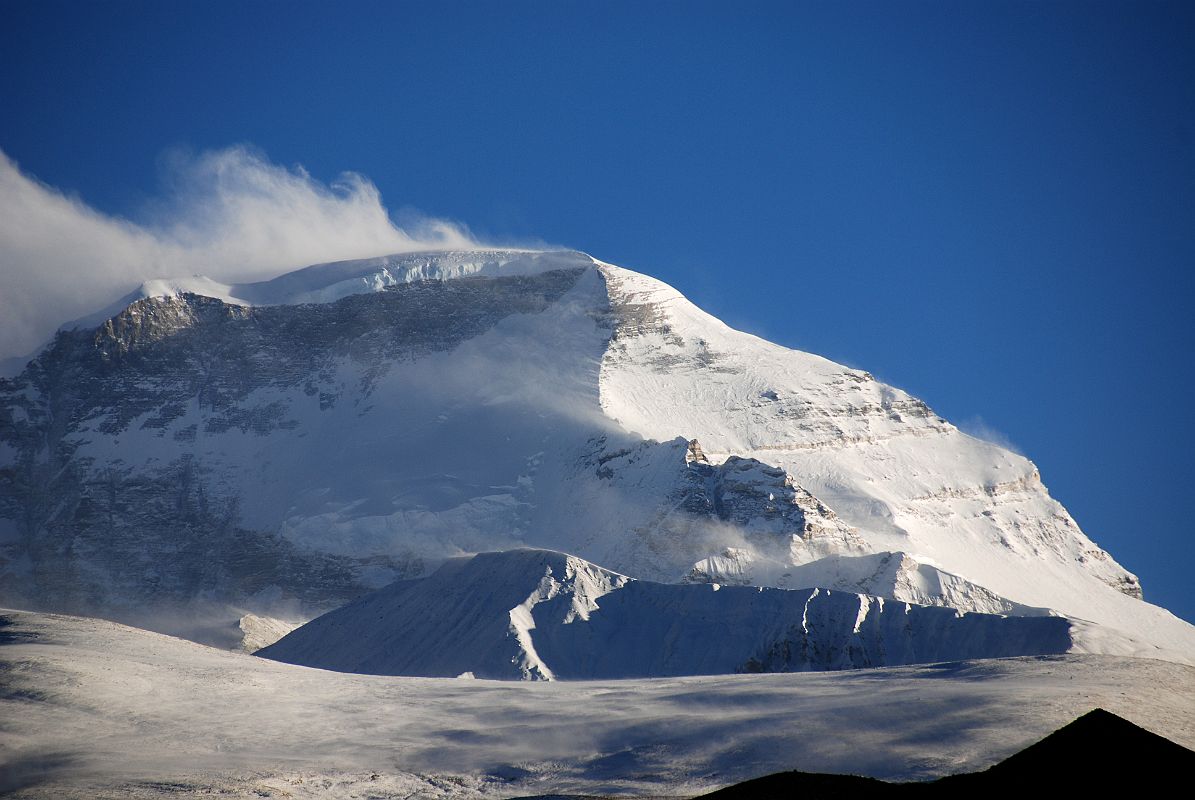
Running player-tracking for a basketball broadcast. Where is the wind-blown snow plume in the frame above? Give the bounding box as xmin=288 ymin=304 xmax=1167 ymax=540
xmin=957 ymin=414 xmax=1024 ymax=456
xmin=0 ymin=146 xmax=475 ymax=365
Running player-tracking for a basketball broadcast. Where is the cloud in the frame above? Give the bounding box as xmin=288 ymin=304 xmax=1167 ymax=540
xmin=0 ymin=146 xmax=476 ymax=366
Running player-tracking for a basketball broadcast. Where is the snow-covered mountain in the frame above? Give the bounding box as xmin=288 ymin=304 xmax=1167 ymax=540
xmin=257 ymin=549 xmax=1081 ymax=679
xmin=1 ymin=248 xmax=1192 ymax=661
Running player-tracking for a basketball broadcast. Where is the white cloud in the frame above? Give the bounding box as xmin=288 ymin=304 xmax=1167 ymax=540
xmin=0 ymin=146 xmax=476 ymax=365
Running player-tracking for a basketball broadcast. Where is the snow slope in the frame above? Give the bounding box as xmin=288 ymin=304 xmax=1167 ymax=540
xmin=258 ymin=549 xmax=1081 ymax=679
xmin=3 ymin=608 xmax=1195 ymax=798
xmin=2 ymin=247 xmax=1192 ymax=662
xmin=594 ymin=260 xmax=1195 ymax=658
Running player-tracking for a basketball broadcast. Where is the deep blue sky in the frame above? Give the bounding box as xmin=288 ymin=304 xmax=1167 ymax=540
xmin=2 ymin=1 xmax=1192 ymax=623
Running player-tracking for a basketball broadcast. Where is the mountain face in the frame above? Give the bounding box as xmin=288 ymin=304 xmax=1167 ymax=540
xmin=1 ymin=248 xmax=1191 ymax=660
xmin=257 ymin=549 xmax=1077 ymax=679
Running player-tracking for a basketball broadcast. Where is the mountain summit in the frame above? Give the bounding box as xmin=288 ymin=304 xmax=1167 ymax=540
xmin=1 ymin=248 xmax=1191 ymax=661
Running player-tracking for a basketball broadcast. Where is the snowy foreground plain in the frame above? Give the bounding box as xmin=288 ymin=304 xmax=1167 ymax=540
xmin=3 ymin=609 xmax=1195 ymax=799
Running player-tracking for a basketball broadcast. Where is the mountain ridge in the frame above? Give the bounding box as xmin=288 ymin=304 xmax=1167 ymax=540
xmin=256 ymin=547 xmax=1084 ymax=679
xmin=692 ymin=707 xmax=1195 ymax=797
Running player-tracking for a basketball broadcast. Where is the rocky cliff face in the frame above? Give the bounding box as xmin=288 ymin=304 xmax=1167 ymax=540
xmin=0 ymin=266 xmax=589 ymax=634
xmin=0 ymin=249 xmax=1187 ymax=659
